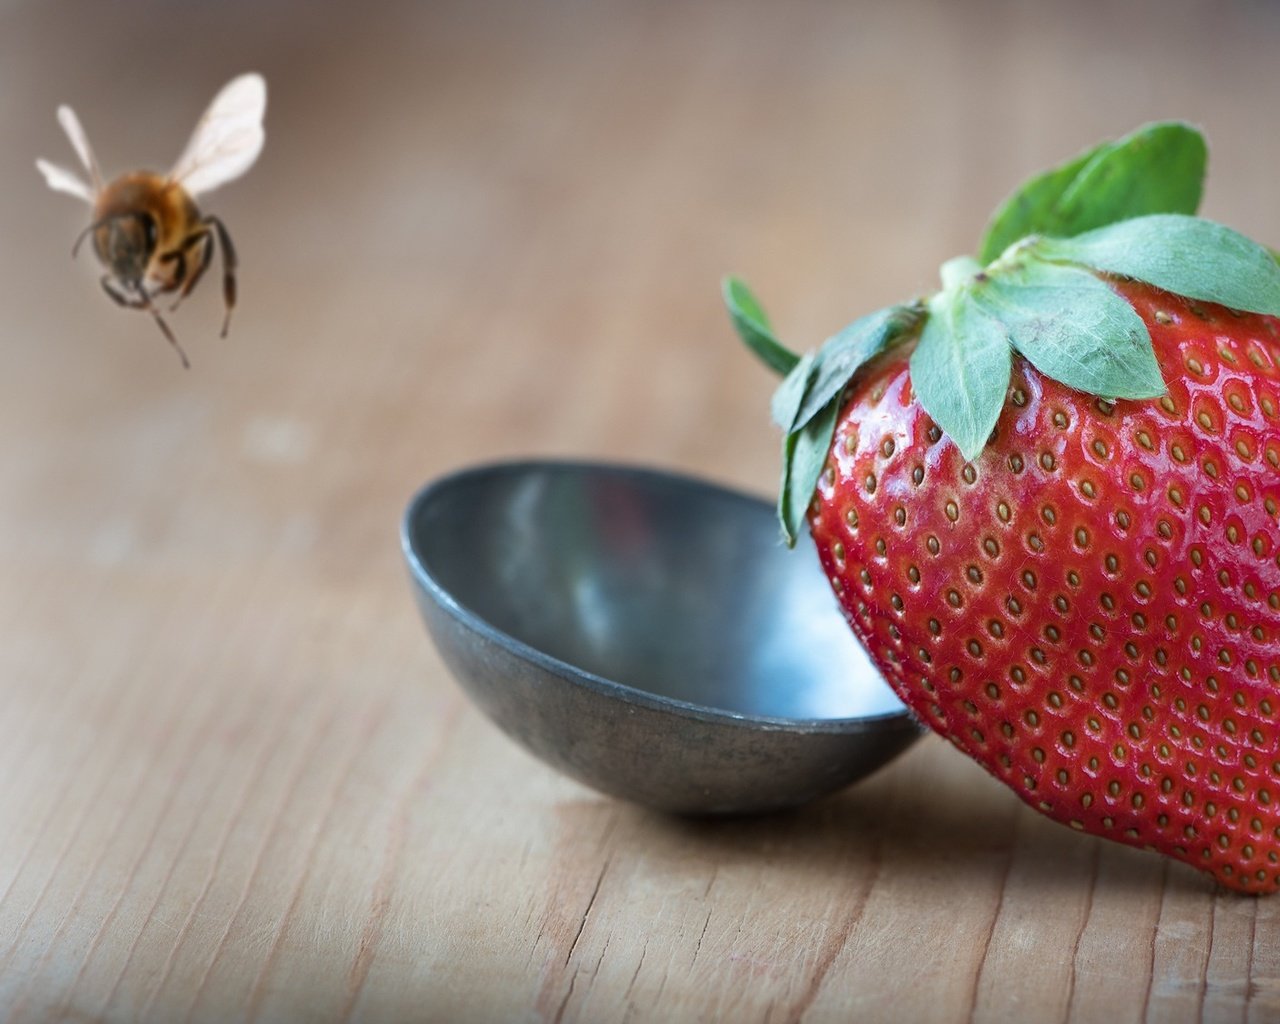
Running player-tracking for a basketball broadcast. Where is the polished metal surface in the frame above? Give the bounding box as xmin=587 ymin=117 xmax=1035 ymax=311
xmin=402 ymin=461 xmax=921 ymax=814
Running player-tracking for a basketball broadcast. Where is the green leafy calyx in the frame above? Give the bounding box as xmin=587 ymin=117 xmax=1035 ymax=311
xmin=722 ymin=276 xmax=800 ymax=376
xmin=724 ymin=122 xmax=1280 ymax=542
xmin=977 ymin=121 xmax=1207 ymax=264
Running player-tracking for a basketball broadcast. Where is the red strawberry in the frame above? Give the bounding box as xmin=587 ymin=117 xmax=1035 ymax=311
xmin=812 ymin=278 xmax=1280 ymax=892
xmin=725 ymin=122 xmax=1280 ymax=891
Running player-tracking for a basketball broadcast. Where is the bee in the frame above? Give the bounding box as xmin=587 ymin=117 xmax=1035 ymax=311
xmin=37 ymin=73 xmax=267 ymax=367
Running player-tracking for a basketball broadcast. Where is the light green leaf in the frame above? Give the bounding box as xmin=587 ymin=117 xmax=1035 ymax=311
xmin=978 ymin=147 xmax=1097 ymax=265
xmin=778 ymin=395 xmax=840 ymax=547
xmin=973 ymin=260 xmax=1166 ymax=399
xmin=1054 ymin=123 xmax=1205 ymax=235
xmin=978 ymin=122 xmax=1206 ymax=265
xmin=791 ymin=303 xmax=922 ymax=430
xmin=723 ymin=276 xmax=801 ymax=376
xmin=908 ymin=289 xmax=1012 ymax=462
xmin=1036 ymin=214 xmax=1280 ymax=316
xmin=770 ymin=351 xmax=817 ymax=431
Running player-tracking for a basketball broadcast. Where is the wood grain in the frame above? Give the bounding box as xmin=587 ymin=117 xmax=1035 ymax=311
xmin=3 ymin=0 xmax=1280 ymax=1020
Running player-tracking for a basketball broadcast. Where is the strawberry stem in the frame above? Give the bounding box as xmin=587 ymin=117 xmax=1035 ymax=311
xmin=939 ymin=255 xmax=982 ymax=290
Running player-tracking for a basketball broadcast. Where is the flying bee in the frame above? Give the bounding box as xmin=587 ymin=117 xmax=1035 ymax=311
xmin=37 ymin=73 xmax=267 ymax=367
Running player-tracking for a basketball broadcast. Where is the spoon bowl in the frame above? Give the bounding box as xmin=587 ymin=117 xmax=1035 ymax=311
xmin=402 ymin=460 xmax=921 ymax=814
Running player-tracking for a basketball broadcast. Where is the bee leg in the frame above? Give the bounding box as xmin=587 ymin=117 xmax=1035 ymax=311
xmin=164 ymin=230 xmax=214 ymax=313
xmin=99 ymin=276 xmax=190 ymax=368
xmin=159 ymin=249 xmax=186 ymax=305
xmin=146 ymin=305 xmax=190 ymax=369
xmin=202 ymin=216 xmax=237 ymax=337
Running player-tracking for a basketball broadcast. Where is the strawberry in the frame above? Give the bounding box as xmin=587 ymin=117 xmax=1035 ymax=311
xmin=725 ymin=122 xmax=1280 ymax=892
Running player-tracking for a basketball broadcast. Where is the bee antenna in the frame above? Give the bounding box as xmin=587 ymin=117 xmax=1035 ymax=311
xmin=72 ymin=213 xmax=129 ymax=259
xmin=71 ymin=221 xmax=98 ymax=259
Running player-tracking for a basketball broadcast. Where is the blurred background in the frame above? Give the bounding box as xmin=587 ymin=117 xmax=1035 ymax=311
xmin=5 ymin=0 xmax=1280 ymax=590
xmin=5 ymin=1 xmax=1280 ymax=1018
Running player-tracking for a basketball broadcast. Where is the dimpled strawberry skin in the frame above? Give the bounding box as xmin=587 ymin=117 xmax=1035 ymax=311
xmin=809 ymin=277 xmax=1280 ymax=892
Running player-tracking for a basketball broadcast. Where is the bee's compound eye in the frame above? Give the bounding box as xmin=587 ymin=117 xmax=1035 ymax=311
xmin=142 ymin=215 xmax=157 ymax=249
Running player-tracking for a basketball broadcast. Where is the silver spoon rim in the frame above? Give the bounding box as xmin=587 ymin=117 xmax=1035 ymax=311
xmin=402 ymin=458 xmax=916 ymax=736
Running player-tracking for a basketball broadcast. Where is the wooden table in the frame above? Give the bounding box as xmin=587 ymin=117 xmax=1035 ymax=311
xmin=4 ymin=0 xmax=1280 ymax=1020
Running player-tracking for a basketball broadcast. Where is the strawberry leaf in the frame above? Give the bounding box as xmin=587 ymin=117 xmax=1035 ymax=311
xmin=909 ymin=287 xmax=1012 ymax=462
xmin=771 ymin=351 xmax=817 ymax=431
xmin=723 ymin=276 xmax=802 ymax=376
xmin=768 ymin=303 xmax=926 ymax=539
xmin=973 ymin=259 xmax=1166 ymax=399
xmin=791 ymin=303 xmax=923 ymax=430
xmin=977 ymin=122 xmax=1206 ymax=265
xmin=1053 ymin=123 xmax=1205 ymax=237
xmin=1036 ymin=214 xmax=1280 ymax=316
xmin=778 ymin=395 xmax=841 ymax=547
xmin=977 ymin=148 xmax=1097 ymax=266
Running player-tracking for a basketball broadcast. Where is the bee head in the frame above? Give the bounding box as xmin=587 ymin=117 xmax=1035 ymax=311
xmin=93 ymin=212 xmax=158 ymax=285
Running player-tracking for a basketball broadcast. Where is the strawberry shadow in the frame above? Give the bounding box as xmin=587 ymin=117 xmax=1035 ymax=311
xmin=639 ymin=739 xmax=1213 ymax=902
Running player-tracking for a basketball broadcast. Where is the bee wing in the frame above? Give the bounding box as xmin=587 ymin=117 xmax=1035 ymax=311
xmin=36 ymin=103 xmax=101 ymax=203
xmin=56 ymin=104 xmax=103 ymax=191
xmin=35 ymin=158 xmax=95 ymax=203
xmin=168 ymin=73 xmax=266 ymax=197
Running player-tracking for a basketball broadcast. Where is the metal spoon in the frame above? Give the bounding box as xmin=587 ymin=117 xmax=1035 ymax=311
xmin=402 ymin=460 xmax=921 ymax=815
